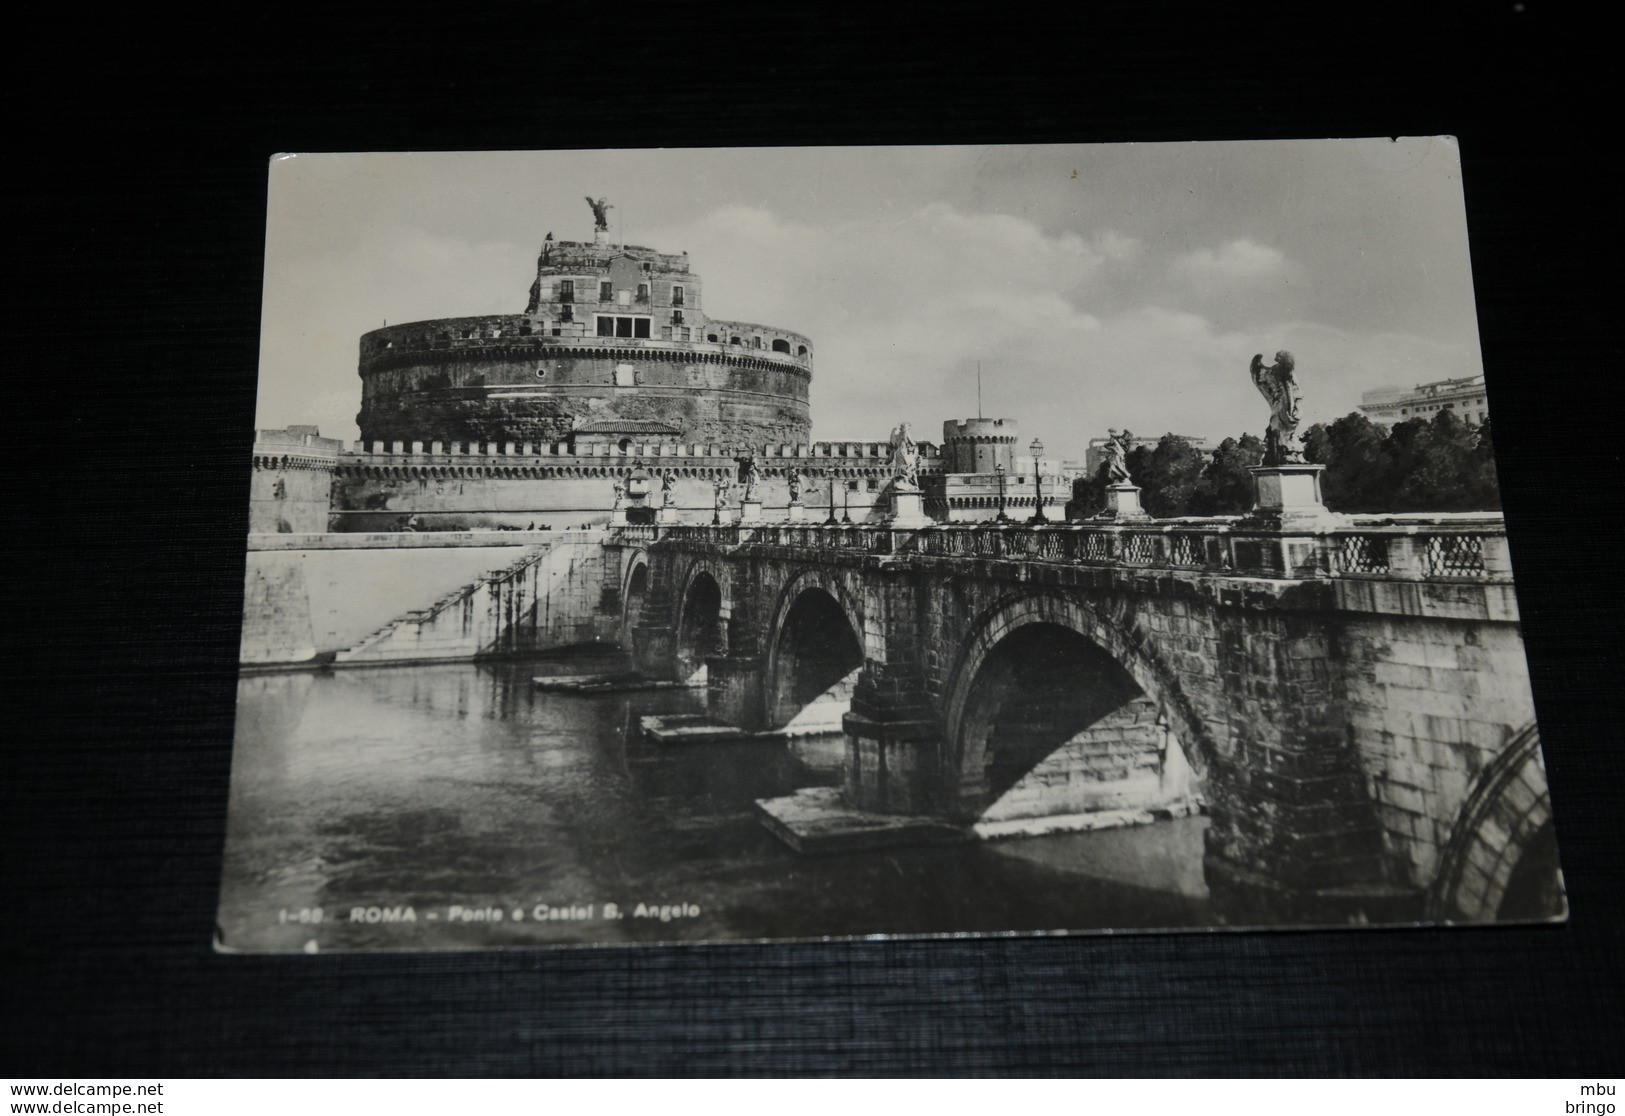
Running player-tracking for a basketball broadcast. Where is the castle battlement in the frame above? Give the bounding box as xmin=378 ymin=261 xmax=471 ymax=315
xmin=340 ymin=439 xmax=942 ymax=467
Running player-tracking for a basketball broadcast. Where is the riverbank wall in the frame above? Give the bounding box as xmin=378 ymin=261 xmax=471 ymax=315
xmin=239 ymin=530 xmax=621 ymax=667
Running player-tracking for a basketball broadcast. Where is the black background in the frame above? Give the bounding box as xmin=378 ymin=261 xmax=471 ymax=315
xmin=8 ymin=1 xmax=1623 ymax=1076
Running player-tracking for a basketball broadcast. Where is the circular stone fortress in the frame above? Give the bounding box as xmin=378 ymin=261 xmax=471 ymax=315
xmin=356 ymin=220 xmax=814 ymax=448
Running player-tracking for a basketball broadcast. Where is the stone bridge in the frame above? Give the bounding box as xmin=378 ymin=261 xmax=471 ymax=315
xmin=619 ymin=516 xmax=1552 ymax=925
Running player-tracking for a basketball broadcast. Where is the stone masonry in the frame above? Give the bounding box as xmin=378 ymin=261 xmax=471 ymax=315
xmin=629 ymin=517 xmax=1546 ymax=924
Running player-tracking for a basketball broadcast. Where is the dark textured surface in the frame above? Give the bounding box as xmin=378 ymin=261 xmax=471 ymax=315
xmin=8 ymin=2 xmax=1622 ymax=1076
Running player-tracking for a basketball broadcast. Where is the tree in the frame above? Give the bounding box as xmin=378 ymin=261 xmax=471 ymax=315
xmin=1068 ymin=464 xmax=1109 ymax=519
xmin=1072 ymin=409 xmax=1500 ymax=520
xmin=1133 ymin=434 xmax=1207 ymax=518
xmin=1190 ymin=433 xmax=1263 ymax=515
xmin=1392 ymin=409 xmax=1499 ymax=512
xmin=1305 ymin=411 xmax=1393 ymax=512
xmin=1468 ymin=417 xmax=1502 ymax=510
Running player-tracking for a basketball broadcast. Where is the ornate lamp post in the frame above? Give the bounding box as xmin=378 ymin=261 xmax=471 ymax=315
xmin=994 ymin=463 xmax=1010 ymax=524
xmin=1029 ymin=437 xmax=1048 ymax=524
xmin=825 ymin=474 xmax=839 ymax=526
xmin=841 ymin=479 xmax=852 ymax=524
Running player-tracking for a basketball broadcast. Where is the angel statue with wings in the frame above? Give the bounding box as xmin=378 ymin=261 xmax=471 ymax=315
xmin=1103 ymin=429 xmax=1133 ymax=484
xmin=888 ymin=422 xmax=920 ymax=488
xmin=1250 ymin=350 xmax=1305 ymax=465
xmin=739 ymin=455 xmax=761 ymax=502
xmin=585 ymin=196 xmax=613 ymax=232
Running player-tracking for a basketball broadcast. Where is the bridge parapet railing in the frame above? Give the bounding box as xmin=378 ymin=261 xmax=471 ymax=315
xmin=907 ymin=523 xmax=1235 ymax=569
xmin=650 ymin=515 xmax=1510 ymax=583
xmin=610 ymin=524 xmax=658 ymax=544
xmin=1325 ymin=520 xmax=1509 ymax=582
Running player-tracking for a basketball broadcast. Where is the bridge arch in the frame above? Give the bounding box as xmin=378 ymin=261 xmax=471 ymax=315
xmin=1428 ymin=722 xmax=1563 ymax=922
xmin=619 ymin=549 xmax=650 ymax=642
xmin=942 ymin=591 xmax=1211 ymax=821
xmin=674 ymin=561 xmax=728 ymax=683
xmin=762 ymin=568 xmax=867 ymax=730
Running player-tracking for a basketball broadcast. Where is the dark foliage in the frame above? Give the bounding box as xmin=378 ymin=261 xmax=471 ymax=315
xmin=1304 ymin=410 xmax=1500 ymax=513
xmin=1070 ymin=413 xmax=1500 ymax=519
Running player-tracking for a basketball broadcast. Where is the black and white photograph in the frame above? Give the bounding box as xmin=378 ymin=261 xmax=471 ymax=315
xmin=218 ymin=140 xmax=1561 ymax=953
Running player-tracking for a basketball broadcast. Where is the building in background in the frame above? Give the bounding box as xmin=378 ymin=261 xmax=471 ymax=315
xmin=925 ymin=418 xmax=1066 ymax=523
xmin=1358 ymin=375 xmax=1489 ymax=426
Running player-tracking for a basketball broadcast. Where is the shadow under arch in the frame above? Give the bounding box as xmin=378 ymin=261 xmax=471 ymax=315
xmin=1428 ymin=722 xmax=1564 ymax=923
xmin=762 ymin=569 xmax=866 ymax=731
xmin=620 ymin=556 xmax=649 ymax=647
xmin=942 ymin=591 xmax=1212 ymax=823
xmin=674 ymin=564 xmax=726 ymax=683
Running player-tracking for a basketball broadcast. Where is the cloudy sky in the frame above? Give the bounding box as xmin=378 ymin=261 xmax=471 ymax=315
xmin=258 ymin=140 xmax=1483 ymax=460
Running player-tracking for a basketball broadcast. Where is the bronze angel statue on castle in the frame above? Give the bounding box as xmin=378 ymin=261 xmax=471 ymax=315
xmin=1250 ymin=350 xmax=1305 ymax=465
xmin=585 ymin=196 xmax=613 ymax=232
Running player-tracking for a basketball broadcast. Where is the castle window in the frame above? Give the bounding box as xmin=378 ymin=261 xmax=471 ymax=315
xmin=559 ymin=280 xmax=575 ymax=304
xmin=672 ymin=285 xmax=685 ymax=306
xmin=603 ymin=315 xmax=652 ymax=339
xmin=636 ymin=283 xmax=650 ymax=303
xmin=536 ymin=366 xmax=547 ymax=379
xmin=599 ymin=281 xmax=613 ymax=301
xmin=707 ymin=333 xmax=719 ymax=343
xmin=752 ymin=336 xmax=762 ymax=349
xmin=730 ymin=336 xmax=742 ymax=345
xmin=560 ymin=305 xmax=573 ymax=322
xmin=771 ymin=338 xmax=790 ymax=353
xmin=797 ymin=345 xmax=807 ymax=356
xmin=672 ymin=310 xmax=684 ymax=325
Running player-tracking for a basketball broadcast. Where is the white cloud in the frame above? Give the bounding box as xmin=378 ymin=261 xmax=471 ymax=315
xmin=1172 ymin=238 xmax=1295 ymax=293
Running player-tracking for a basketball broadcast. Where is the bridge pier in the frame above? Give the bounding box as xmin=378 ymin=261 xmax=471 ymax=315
xmin=707 ymin=653 xmax=767 ymax=731
xmin=631 ymin=622 xmax=676 ymax=678
xmin=842 ymin=711 xmax=941 ymax=814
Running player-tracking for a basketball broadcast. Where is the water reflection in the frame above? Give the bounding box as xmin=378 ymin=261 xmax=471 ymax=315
xmin=219 ymin=656 xmax=1209 ymax=952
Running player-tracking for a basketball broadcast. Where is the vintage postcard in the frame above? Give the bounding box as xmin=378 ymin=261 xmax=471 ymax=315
xmin=218 ymin=141 xmax=1561 ymax=952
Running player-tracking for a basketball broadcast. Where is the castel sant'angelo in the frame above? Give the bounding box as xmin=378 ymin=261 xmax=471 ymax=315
xmin=357 ymin=206 xmax=815 ymax=449
xmin=249 ymin=201 xmax=1075 ymax=532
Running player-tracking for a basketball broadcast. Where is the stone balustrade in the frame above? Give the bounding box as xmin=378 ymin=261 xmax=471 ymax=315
xmin=626 ymin=515 xmax=1512 ymax=585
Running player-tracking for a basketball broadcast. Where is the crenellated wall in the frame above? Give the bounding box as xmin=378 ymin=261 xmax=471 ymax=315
xmin=248 ymin=426 xmax=341 ymax=534
xmin=329 ymin=439 xmax=943 ymax=530
xmin=942 ymin=417 xmax=1020 ymax=474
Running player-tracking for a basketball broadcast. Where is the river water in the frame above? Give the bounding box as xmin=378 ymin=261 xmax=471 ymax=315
xmin=217 ymin=655 xmax=1212 ymax=952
